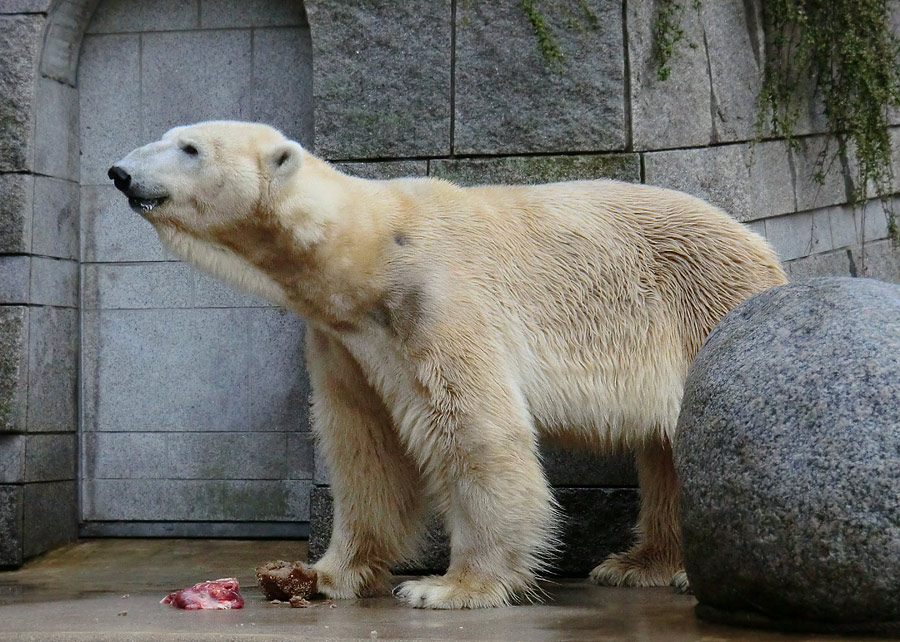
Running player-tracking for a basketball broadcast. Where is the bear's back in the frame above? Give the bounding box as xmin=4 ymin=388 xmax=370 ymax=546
xmin=419 ymin=178 xmax=785 ymax=351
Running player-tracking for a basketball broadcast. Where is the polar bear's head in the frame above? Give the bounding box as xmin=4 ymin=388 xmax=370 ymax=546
xmin=108 ymin=121 xmax=323 ymax=307
xmin=108 ymin=120 xmax=303 ymax=232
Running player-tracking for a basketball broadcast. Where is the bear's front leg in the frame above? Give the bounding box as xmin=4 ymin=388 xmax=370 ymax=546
xmin=393 ymin=345 xmax=556 ymax=609
xmin=305 ymin=328 xmax=425 ymax=599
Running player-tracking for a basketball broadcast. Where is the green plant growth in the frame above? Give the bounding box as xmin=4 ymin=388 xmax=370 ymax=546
xmin=577 ymin=0 xmax=601 ymax=30
xmin=517 ymin=1 xmax=603 ymax=65
xmin=654 ymin=1 xmax=685 ymax=80
xmin=757 ymin=0 xmax=900 ymax=239
xmin=521 ymin=0 xmax=564 ymax=64
xmin=653 ymin=0 xmax=701 ymax=81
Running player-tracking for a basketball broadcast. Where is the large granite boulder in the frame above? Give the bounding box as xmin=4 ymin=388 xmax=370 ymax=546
xmin=675 ymin=277 xmax=900 ymax=635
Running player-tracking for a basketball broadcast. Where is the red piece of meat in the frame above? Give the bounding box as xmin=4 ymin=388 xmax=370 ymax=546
xmin=161 ymin=578 xmax=244 ymax=610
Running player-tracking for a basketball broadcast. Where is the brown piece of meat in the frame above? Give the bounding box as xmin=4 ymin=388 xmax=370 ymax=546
xmin=256 ymin=560 xmax=318 ymax=601
xmin=161 ymin=578 xmax=244 ymax=610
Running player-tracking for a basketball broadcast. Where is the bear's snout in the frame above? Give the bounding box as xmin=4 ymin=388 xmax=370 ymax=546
xmin=108 ymin=165 xmax=132 ymax=193
xmin=107 ymin=163 xmax=168 ymax=215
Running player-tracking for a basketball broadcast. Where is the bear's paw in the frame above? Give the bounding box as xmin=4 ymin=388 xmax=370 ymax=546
xmin=589 ymin=549 xmax=682 ymax=588
xmin=393 ymin=573 xmax=519 ymax=609
xmin=312 ymin=558 xmax=390 ymax=599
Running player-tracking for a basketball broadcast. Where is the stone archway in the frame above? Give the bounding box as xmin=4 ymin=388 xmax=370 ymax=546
xmin=0 ymin=0 xmax=90 ymax=567
xmin=78 ymin=0 xmax=315 ymax=537
xmin=0 ymin=0 xmax=315 ymax=566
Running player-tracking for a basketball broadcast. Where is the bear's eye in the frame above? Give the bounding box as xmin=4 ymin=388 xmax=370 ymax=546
xmin=181 ymin=144 xmax=199 ymax=156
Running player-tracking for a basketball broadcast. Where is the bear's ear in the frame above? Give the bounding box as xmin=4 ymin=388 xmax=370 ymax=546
xmin=264 ymin=141 xmax=303 ymax=183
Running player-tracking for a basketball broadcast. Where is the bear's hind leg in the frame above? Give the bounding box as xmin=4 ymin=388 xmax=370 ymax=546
xmin=590 ymin=438 xmax=683 ymax=587
xmin=306 ymin=329 xmax=425 ymax=599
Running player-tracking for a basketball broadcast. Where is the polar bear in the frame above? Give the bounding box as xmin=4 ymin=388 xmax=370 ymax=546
xmin=109 ymin=121 xmax=787 ymax=609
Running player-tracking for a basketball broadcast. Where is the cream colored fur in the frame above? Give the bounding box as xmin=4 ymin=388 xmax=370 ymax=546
xmin=112 ymin=121 xmax=788 ymax=609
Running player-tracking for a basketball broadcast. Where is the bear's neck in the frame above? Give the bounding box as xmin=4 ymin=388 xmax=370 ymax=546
xmin=225 ymin=157 xmax=401 ymax=330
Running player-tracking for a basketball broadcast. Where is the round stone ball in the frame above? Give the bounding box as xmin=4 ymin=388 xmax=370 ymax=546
xmin=675 ymin=277 xmax=900 ymax=635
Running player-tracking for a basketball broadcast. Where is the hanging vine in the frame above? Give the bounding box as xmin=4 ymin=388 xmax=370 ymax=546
xmin=758 ymin=0 xmax=900 ymax=238
xmin=654 ymin=1 xmax=900 ymax=240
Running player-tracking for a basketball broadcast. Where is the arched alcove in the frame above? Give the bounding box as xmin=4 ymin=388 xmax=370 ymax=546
xmin=75 ymin=0 xmax=315 ymax=537
xmin=0 ymin=0 xmax=317 ymax=566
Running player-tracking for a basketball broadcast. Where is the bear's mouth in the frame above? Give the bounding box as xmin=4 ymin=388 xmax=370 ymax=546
xmin=128 ymin=196 xmax=167 ymax=214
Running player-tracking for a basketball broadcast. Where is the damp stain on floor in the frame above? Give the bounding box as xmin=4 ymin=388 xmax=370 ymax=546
xmin=0 ymin=539 xmax=862 ymax=642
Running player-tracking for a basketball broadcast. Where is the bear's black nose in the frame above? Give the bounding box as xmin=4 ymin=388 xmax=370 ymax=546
xmin=108 ymin=165 xmax=132 ymax=193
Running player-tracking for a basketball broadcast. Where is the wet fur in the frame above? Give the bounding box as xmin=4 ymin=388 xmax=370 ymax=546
xmin=115 ymin=122 xmax=787 ymax=609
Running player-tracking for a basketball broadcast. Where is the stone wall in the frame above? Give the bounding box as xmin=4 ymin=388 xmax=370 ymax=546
xmin=0 ymin=0 xmax=898 ymax=567
xmin=0 ymin=1 xmax=80 ymax=566
xmin=303 ymin=0 xmax=900 ymax=571
xmin=307 ymin=0 xmax=899 ymax=287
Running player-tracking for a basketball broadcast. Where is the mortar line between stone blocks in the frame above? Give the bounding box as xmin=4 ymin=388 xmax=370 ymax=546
xmin=19 ymin=171 xmax=78 ymax=182
xmin=28 ymin=170 xmax=35 ymax=255
xmin=138 ymin=33 xmax=144 ymax=142
xmin=449 ymin=0 xmax=457 ymax=156
xmin=783 ymin=238 xmax=880 ymax=264
xmin=77 ymin=192 xmax=86 ymax=524
xmin=0 ymin=252 xmax=79 ymax=261
xmin=22 ymin=407 xmax=30 ymax=484
xmin=82 ymin=25 xmax=307 ymax=37
xmin=249 ymin=27 xmax=256 ymax=123
xmin=329 ymin=150 xmax=641 ymax=163
xmin=22 ymin=304 xmax=30 ymax=436
xmin=700 ymin=21 xmax=718 ymax=144
xmin=78 ymin=305 xmax=272 ymax=311
xmin=622 ymin=0 xmax=632 ymax=152
xmin=11 ymin=479 xmax=74 ymax=487
xmin=551 ymin=485 xmax=639 ymax=490
xmin=80 ymin=259 xmax=183 ymax=265
xmin=11 ymin=430 xmax=74 ymax=436
xmin=0 ymin=303 xmax=79 ymax=309
xmin=244 ymin=309 xmax=252 ymax=433
xmin=25 ymin=249 xmax=33 ymax=304
xmin=787 ymin=145 xmax=799 ymax=213
xmin=330 ymin=138 xmax=814 ymax=164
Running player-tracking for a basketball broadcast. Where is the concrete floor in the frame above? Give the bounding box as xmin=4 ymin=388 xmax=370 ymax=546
xmin=0 ymin=539 xmax=857 ymax=642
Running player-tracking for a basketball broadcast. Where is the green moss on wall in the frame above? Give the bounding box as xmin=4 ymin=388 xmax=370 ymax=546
xmin=521 ymin=0 xmax=565 ymax=64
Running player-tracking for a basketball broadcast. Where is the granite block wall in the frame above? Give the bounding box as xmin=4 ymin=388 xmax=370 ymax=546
xmin=302 ymin=0 xmax=900 ymax=572
xmin=0 ymin=0 xmax=898 ymax=567
xmin=0 ymin=5 xmax=79 ymax=566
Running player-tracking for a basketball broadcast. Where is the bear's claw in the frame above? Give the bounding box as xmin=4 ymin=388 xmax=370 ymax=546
xmin=670 ymin=570 xmax=692 ymax=594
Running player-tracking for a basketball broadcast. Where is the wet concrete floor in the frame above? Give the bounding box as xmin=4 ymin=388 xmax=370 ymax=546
xmin=0 ymin=539 xmax=859 ymax=642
